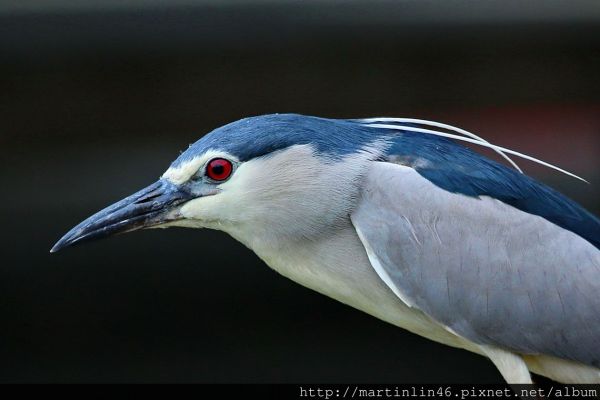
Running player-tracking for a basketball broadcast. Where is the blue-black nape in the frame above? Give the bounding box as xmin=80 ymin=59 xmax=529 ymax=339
xmin=173 ymin=113 xmax=599 ymax=250
xmin=382 ymin=127 xmax=600 ymax=250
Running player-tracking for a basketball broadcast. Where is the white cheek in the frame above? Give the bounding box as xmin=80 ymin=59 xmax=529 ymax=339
xmin=180 ymin=196 xmax=217 ymax=220
xmin=179 ymin=190 xmax=242 ymax=224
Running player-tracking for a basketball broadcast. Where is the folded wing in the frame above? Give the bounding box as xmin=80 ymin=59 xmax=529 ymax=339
xmin=351 ymin=162 xmax=600 ymax=367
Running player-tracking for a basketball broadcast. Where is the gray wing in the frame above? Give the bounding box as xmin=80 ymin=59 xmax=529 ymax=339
xmin=351 ymin=162 xmax=600 ymax=367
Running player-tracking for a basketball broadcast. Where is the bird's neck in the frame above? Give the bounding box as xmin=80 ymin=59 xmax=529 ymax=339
xmin=227 ymin=219 xmax=362 ymax=288
xmin=222 ymin=218 xmax=477 ymax=353
xmin=225 ymin=219 xmax=402 ymax=319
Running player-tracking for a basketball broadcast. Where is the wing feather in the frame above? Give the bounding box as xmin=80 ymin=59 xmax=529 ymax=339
xmin=351 ymin=162 xmax=600 ymax=367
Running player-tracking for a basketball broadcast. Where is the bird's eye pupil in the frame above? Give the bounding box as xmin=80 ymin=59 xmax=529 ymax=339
xmin=206 ymin=158 xmax=233 ymax=181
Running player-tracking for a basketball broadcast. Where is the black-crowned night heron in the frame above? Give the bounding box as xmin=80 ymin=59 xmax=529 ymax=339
xmin=52 ymin=114 xmax=600 ymax=383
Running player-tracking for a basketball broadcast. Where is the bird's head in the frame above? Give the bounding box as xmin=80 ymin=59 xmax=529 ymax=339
xmin=51 ymin=114 xmax=386 ymax=252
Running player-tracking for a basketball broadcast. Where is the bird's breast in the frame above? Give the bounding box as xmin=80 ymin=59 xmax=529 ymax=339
xmin=228 ymin=221 xmax=477 ymax=353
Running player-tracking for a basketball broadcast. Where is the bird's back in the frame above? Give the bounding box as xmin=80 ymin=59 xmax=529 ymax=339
xmin=380 ymin=130 xmax=600 ymax=250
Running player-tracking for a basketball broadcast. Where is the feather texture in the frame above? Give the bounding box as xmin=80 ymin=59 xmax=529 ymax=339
xmin=351 ymin=162 xmax=600 ymax=368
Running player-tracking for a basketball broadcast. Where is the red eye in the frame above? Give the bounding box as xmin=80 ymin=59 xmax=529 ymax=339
xmin=206 ymin=158 xmax=233 ymax=181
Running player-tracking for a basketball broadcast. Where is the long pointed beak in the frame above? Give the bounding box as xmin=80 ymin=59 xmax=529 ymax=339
xmin=51 ymin=179 xmax=194 ymax=253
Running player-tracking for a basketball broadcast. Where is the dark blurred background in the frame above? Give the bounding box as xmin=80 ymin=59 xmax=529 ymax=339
xmin=1 ymin=0 xmax=598 ymax=383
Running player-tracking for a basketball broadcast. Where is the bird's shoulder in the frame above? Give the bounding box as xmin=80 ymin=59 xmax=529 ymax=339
xmin=381 ymin=134 xmax=600 ymax=249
